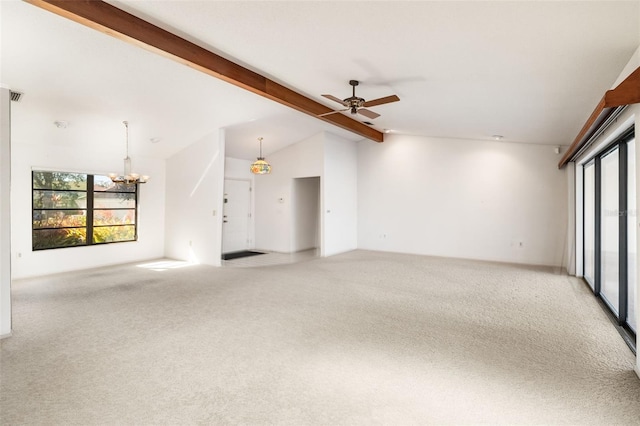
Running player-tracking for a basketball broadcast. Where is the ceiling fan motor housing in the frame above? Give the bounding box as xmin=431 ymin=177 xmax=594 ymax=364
xmin=345 ymin=97 xmax=366 ymax=114
xmin=345 ymin=97 xmax=366 ymax=109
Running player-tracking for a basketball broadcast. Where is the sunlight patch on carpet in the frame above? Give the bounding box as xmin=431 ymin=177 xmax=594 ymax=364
xmin=136 ymin=259 xmax=198 ymax=271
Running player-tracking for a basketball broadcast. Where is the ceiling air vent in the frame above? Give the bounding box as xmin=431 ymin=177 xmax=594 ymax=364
xmin=10 ymin=91 xmax=23 ymax=102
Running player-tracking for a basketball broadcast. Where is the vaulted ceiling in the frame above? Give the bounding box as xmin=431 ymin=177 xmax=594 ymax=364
xmin=2 ymin=1 xmax=639 ymax=161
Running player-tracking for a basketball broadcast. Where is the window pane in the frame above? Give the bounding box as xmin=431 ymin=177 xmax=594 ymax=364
xmin=32 ymin=171 xmax=137 ymax=250
xmin=93 ymin=225 xmax=136 ymax=243
xmin=94 ymin=192 xmax=136 ymax=209
xmin=93 ymin=209 xmax=136 ymax=226
xmin=33 ymin=210 xmax=87 ymax=229
xmin=584 ymin=163 xmax=595 ymax=288
xmin=628 ymin=138 xmax=637 ymax=332
xmin=33 ymin=228 xmax=87 ymax=249
xmin=93 ymin=175 xmax=136 ymax=193
xmin=601 ymin=148 xmax=619 ymax=314
xmin=33 ymin=190 xmax=87 ymax=209
xmin=32 ymin=171 xmax=86 ymax=190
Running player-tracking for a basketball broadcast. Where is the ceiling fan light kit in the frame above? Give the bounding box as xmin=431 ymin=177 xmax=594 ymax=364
xmin=320 ymin=80 xmax=400 ymax=120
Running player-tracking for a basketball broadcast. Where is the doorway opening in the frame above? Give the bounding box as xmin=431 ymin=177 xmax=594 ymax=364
xmin=292 ymin=177 xmax=321 ymax=254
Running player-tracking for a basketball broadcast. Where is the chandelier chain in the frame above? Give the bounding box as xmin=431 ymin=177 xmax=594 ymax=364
xmin=109 ymin=120 xmax=149 ymax=184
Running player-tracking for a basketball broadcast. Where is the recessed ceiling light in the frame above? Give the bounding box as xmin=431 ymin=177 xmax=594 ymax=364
xmin=384 ymin=129 xmax=392 ymax=134
xmin=492 ymin=135 xmax=504 ymax=141
xmin=150 ymin=137 xmax=162 ymax=143
xmin=53 ymin=120 xmax=69 ymax=129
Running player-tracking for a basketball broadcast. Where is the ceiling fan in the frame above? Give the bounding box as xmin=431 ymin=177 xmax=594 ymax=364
xmin=320 ymin=80 xmax=400 ymax=120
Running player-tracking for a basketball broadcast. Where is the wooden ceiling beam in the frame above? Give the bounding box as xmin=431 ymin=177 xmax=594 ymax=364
xmin=558 ymin=66 xmax=640 ymax=168
xmin=25 ymin=0 xmax=384 ymax=143
xmin=604 ymin=67 xmax=640 ymax=108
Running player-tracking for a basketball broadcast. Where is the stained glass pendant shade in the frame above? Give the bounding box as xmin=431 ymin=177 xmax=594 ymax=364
xmin=251 ymin=137 xmax=272 ymax=175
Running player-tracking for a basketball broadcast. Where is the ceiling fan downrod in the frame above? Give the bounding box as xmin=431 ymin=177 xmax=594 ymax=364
xmin=349 ymin=80 xmax=360 ymax=114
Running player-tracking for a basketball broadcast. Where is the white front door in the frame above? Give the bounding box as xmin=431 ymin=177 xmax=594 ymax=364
xmin=222 ymin=179 xmax=251 ymax=253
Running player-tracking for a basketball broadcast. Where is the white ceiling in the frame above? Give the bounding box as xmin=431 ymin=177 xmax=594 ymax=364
xmin=2 ymin=1 xmax=639 ymax=161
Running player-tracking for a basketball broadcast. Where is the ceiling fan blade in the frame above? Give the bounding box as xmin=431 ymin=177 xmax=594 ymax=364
xmin=322 ymin=94 xmax=348 ymax=106
xmin=318 ymin=108 xmax=348 ymax=117
xmin=363 ymin=95 xmax=400 ymax=107
xmin=358 ymin=108 xmax=380 ymax=119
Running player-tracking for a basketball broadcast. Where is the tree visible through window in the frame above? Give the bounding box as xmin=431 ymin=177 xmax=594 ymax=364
xmin=32 ymin=171 xmax=138 ymax=250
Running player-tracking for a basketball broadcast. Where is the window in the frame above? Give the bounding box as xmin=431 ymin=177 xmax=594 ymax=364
xmin=581 ymin=128 xmax=636 ymax=345
xmin=32 ymin=171 xmax=137 ymax=250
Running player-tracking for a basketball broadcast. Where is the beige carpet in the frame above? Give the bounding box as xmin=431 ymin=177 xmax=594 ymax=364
xmin=1 ymin=250 xmax=638 ymax=425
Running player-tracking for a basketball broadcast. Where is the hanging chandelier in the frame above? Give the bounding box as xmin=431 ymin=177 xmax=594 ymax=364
xmin=250 ymin=137 xmax=271 ymax=175
xmin=109 ymin=121 xmax=149 ymax=184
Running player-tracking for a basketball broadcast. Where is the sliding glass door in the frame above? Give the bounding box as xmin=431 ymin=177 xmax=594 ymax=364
xmin=582 ymin=130 xmax=636 ymax=338
xmin=627 ymin=138 xmax=637 ymax=332
xmin=584 ymin=162 xmax=596 ymax=288
xmin=601 ymin=147 xmax=620 ymax=313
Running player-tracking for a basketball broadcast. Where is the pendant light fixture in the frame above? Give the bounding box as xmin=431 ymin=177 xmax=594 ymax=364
xmin=250 ymin=137 xmax=271 ymax=175
xmin=109 ymin=121 xmax=149 ymax=184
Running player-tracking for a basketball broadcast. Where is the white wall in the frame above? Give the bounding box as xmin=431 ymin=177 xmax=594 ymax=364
xmin=611 ymin=45 xmax=639 ymax=87
xmin=225 ymin=157 xmax=254 ymax=181
xmin=10 ymin=134 xmax=166 ymax=280
xmin=254 ymin=133 xmax=323 ymax=253
xmin=0 ymin=88 xmax=12 ymax=337
xmin=254 ymin=131 xmax=358 ymax=256
xmin=164 ymin=130 xmax=225 ymax=266
xmin=358 ymin=134 xmax=567 ymax=267
xmin=323 ymin=133 xmax=358 ymax=256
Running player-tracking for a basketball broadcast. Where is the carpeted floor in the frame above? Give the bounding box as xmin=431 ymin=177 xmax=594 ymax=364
xmin=1 ymin=250 xmax=638 ymax=425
